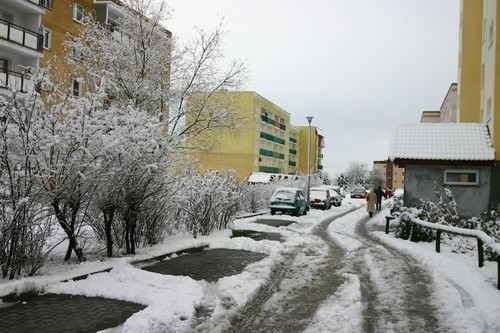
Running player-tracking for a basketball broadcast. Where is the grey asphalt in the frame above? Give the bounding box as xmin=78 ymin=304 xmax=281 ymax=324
xmin=0 ymin=246 xmax=270 ymax=332
xmin=0 ymin=214 xmax=275 ymax=333
xmin=0 ymin=293 xmax=146 ymax=333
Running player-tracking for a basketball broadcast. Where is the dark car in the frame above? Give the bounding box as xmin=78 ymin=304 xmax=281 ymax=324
xmin=350 ymin=188 xmax=367 ymax=199
xmin=269 ymin=187 xmax=309 ymax=216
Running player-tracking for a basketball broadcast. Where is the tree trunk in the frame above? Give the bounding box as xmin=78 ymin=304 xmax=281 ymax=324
xmin=104 ymin=209 xmax=114 ymax=258
xmin=52 ymin=200 xmax=85 ymax=262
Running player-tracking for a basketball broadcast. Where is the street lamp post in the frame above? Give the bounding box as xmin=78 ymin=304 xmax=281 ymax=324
xmin=306 ymin=116 xmax=314 ymax=203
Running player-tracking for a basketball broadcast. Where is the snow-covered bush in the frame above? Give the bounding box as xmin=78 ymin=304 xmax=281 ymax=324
xmin=391 ymin=185 xmax=500 ymax=259
xmin=174 ymin=170 xmax=242 ymax=238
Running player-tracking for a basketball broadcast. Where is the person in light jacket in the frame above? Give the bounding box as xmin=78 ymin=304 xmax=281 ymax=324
xmin=366 ymin=189 xmax=377 ymax=217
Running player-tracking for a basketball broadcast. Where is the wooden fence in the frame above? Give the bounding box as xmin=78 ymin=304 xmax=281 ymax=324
xmin=385 ymin=216 xmax=500 ymax=290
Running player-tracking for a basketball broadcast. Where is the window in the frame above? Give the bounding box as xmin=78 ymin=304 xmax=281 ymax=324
xmin=489 ymin=20 xmax=494 ymax=47
xmin=73 ymin=3 xmax=84 ymax=23
xmin=42 ymin=28 xmax=51 ymax=49
xmin=481 ymin=63 xmax=484 ymax=87
xmin=0 ymin=10 xmax=13 ymax=23
xmin=486 ymin=98 xmax=492 ymax=125
xmin=41 ymin=0 xmax=52 ymax=9
xmin=71 ymin=78 xmax=82 ymax=97
xmin=71 ymin=40 xmax=83 ymax=60
xmin=444 ymin=170 xmax=479 ymax=186
xmin=0 ymin=58 xmax=7 ymax=71
xmin=483 ymin=19 xmax=486 ymax=43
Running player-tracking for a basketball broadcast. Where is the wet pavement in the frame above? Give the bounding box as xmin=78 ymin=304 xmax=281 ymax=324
xmin=0 ymin=234 xmax=271 ymax=332
xmin=140 ymin=248 xmax=267 ymax=282
xmin=0 ymin=293 xmax=146 ymax=333
xmin=231 ymin=229 xmax=284 ymax=242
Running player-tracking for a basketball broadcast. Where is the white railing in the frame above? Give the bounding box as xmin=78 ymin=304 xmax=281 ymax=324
xmin=0 ymin=19 xmax=42 ymax=52
xmin=0 ymin=69 xmax=33 ymax=93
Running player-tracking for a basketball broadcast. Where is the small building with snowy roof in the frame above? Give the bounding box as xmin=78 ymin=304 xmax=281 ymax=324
xmin=389 ymin=123 xmax=495 ymax=218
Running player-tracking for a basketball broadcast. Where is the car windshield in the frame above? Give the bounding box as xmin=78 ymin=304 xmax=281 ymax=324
xmin=310 ymin=190 xmax=327 ymax=199
xmin=271 ymin=190 xmax=295 ymax=201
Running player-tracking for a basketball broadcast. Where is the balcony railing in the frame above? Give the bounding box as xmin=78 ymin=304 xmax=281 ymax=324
xmin=260 ymin=132 xmax=285 ymax=145
xmin=0 ymin=19 xmax=43 ymax=52
xmin=0 ymin=69 xmax=32 ymax=93
xmin=261 ymin=114 xmax=286 ymax=131
xmin=259 ymin=148 xmax=284 ymax=160
xmin=259 ymin=166 xmax=281 ymax=174
xmin=22 ymin=0 xmax=51 ymax=9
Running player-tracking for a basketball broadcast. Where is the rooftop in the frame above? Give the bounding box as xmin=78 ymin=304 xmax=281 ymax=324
xmin=389 ymin=123 xmax=495 ymax=161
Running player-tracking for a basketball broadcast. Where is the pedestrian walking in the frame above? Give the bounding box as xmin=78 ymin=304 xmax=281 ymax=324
xmin=374 ymin=186 xmax=385 ymax=210
xmin=366 ymin=189 xmax=376 ymax=217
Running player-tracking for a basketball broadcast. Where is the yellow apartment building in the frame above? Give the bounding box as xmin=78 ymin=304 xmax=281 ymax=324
xmin=459 ymin=0 xmax=500 ymax=206
xmin=297 ymin=125 xmax=325 ymax=175
xmin=187 ymin=91 xmax=325 ymax=182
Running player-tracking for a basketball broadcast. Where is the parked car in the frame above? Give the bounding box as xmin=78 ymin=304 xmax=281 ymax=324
xmin=309 ymin=187 xmax=332 ymax=210
xmin=269 ymin=187 xmax=309 ymax=216
xmin=350 ymin=188 xmax=367 ymax=199
xmin=319 ymin=185 xmax=342 ymax=206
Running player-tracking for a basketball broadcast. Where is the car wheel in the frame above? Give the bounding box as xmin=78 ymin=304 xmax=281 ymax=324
xmin=295 ymin=207 xmax=301 ymax=216
xmin=303 ymin=208 xmax=307 ymax=215
xmin=271 ymin=209 xmax=276 ymax=216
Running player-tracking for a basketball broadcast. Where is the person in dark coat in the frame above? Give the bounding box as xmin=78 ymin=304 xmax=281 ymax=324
xmin=374 ymin=186 xmax=385 ymax=210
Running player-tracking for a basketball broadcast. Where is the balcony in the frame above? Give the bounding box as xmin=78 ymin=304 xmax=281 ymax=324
xmin=260 ymin=132 xmax=285 ymax=145
xmin=4 ymin=0 xmax=46 ymax=13
xmin=0 ymin=19 xmax=43 ymax=53
xmin=259 ymin=149 xmax=284 ymax=160
xmin=0 ymin=68 xmax=32 ymax=93
xmin=24 ymin=0 xmax=51 ymax=8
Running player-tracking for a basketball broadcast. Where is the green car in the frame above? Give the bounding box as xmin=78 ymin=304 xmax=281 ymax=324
xmin=269 ymin=187 xmax=309 ymax=216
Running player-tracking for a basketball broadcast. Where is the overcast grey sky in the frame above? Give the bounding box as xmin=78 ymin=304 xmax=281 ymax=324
xmin=166 ymin=0 xmax=460 ymax=177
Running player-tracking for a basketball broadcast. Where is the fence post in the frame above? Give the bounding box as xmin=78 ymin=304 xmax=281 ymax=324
xmin=435 ymin=230 xmax=441 ymax=253
xmin=477 ymin=238 xmax=484 ymax=268
xmin=385 ymin=216 xmax=395 ymax=234
xmin=497 ymin=256 xmax=500 ymax=290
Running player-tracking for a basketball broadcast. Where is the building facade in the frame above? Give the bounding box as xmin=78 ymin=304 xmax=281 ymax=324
xmin=0 ymin=0 xmax=47 ymax=94
xmin=420 ymin=111 xmax=441 ymax=123
xmin=297 ymin=125 xmax=324 ymax=175
xmin=459 ymin=0 xmax=500 ymax=208
xmin=188 ymin=91 xmax=325 ymax=182
xmin=440 ymin=83 xmax=458 ymax=123
xmin=1 ymin=0 xmax=166 ymax=98
xmin=373 ymin=160 xmax=404 ymax=190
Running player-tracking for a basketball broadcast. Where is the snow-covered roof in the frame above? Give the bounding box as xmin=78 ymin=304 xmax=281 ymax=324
xmin=247 ymin=172 xmax=296 ymax=183
xmin=389 ymin=123 xmax=495 ymax=161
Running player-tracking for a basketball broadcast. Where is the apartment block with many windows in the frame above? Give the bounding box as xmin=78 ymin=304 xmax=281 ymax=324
xmin=188 ymin=91 xmax=325 ymax=182
xmin=459 ymin=0 xmax=500 ymax=206
xmin=0 ymin=0 xmax=47 ymax=94
xmin=373 ymin=160 xmax=404 ymax=190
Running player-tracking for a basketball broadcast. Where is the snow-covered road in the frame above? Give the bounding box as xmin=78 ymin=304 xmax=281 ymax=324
xmin=200 ymin=205 xmax=445 ymax=332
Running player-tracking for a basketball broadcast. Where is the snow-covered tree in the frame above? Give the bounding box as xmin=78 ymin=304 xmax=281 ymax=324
xmin=369 ymin=168 xmax=385 ymax=188
xmin=337 ymin=174 xmax=348 ymax=191
xmin=345 ymin=161 xmax=369 ymax=188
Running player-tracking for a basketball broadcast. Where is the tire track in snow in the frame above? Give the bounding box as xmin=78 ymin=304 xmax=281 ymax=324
xmin=226 ymin=209 xmax=355 ymax=332
xmin=351 ymin=214 xmax=447 ymax=332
